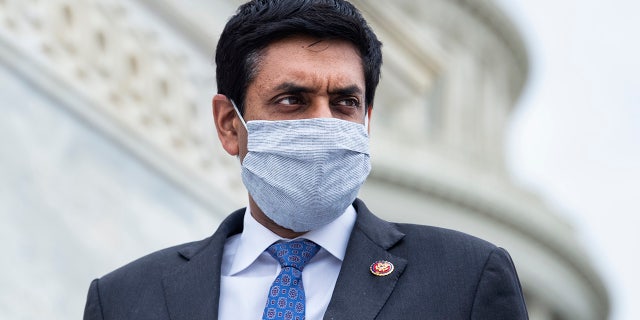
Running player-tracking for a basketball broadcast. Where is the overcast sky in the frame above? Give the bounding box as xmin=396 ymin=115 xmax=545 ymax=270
xmin=499 ymin=1 xmax=640 ymax=319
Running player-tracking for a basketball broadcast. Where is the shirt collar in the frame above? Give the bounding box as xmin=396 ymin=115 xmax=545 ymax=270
xmin=228 ymin=205 xmax=357 ymax=276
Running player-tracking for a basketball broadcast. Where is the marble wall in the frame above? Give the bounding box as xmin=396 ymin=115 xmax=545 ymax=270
xmin=0 ymin=60 xmax=221 ymax=319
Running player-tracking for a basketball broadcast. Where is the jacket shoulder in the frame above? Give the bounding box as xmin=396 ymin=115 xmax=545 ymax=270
xmin=392 ymin=223 xmax=501 ymax=272
xmin=100 ymin=236 xmax=211 ymax=283
xmin=375 ymin=223 xmax=527 ymax=319
xmin=84 ymin=237 xmax=215 ymax=319
xmin=397 ymin=223 xmax=497 ymax=250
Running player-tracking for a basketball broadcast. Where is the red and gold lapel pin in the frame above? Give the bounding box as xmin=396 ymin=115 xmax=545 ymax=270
xmin=370 ymin=260 xmax=394 ymax=276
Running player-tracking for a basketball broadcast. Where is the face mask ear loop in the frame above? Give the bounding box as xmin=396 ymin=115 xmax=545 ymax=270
xmin=364 ymin=107 xmax=370 ymax=131
xmin=230 ymin=99 xmax=248 ymax=163
xmin=230 ymin=99 xmax=248 ymax=129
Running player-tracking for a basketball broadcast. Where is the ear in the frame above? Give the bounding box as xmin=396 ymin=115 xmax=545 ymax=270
xmin=212 ymin=94 xmax=241 ymax=156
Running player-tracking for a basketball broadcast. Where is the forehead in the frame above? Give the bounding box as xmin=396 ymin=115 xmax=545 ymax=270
xmin=252 ymin=36 xmax=365 ymax=90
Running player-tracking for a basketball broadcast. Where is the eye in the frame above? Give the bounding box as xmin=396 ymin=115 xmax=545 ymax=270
xmin=276 ymin=95 xmax=304 ymax=105
xmin=334 ymin=97 xmax=360 ymax=108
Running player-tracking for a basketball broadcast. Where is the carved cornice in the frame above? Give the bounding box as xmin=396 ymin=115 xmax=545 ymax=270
xmin=0 ymin=0 xmax=245 ymax=211
xmin=363 ymin=0 xmax=529 ymax=106
xmin=351 ymin=0 xmax=445 ymax=94
xmin=454 ymin=0 xmax=529 ymax=98
xmin=455 ymin=0 xmax=529 ymax=73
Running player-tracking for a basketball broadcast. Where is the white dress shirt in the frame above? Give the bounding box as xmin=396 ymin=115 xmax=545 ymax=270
xmin=217 ymin=205 xmax=357 ymax=320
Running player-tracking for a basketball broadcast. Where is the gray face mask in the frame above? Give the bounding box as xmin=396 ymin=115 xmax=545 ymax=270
xmin=231 ymin=100 xmax=371 ymax=232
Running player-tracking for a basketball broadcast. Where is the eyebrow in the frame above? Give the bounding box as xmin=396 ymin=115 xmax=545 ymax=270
xmin=274 ymin=82 xmax=363 ymax=96
xmin=274 ymin=82 xmax=314 ymax=94
xmin=329 ymin=85 xmax=363 ymax=96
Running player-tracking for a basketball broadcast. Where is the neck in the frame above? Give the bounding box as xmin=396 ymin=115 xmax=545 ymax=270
xmin=248 ymin=196 xmax=306 ymax=239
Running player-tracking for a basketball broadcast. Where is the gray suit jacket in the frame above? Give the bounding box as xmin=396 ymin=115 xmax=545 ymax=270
xmin=84 ymin=199 xmax=528 ymax=319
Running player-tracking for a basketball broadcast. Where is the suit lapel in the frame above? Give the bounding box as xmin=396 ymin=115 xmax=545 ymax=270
xmin=162 ymin=209 xmax=245 ymax=320
xmin=160 ymin=200 xmax=403 ymax=320
xmin=324 ymin=199 xmax=407 ymax=319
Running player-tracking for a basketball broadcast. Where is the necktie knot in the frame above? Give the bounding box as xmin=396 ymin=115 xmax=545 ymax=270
xmin=262 ymin=239 xmax=320 ymax=319
xmin=266 ymin=239 xmax=320 ymax=271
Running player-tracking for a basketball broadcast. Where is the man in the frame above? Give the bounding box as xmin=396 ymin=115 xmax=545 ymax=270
xmin=83 ymin=0 xmax=528 ymax=319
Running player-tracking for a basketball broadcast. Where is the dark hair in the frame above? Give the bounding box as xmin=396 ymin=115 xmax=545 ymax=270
xmin=215 ymin=0 xmax=382 ymax=114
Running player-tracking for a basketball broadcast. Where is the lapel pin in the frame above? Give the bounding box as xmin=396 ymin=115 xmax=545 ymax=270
xmin=370 ymin=260 xmax=394 ymax=276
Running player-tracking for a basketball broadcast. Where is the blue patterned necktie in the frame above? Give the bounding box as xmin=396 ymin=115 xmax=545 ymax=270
xmin=262 ymin=239 xmax=320 ymax=320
